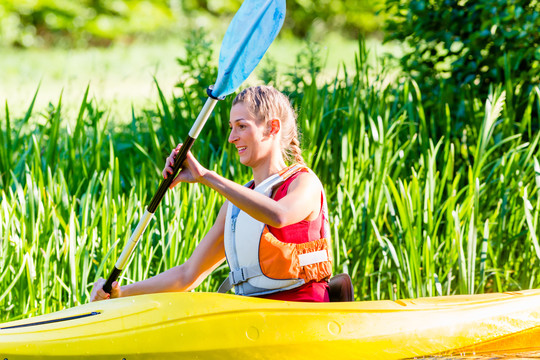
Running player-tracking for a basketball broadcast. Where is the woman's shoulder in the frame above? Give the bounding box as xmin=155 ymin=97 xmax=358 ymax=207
xmin=287 ymin=169 xmax=323 ymax=194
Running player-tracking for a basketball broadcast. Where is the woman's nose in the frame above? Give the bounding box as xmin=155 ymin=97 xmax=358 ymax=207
xmin=228 ymin=130 xmax=237 ymax=143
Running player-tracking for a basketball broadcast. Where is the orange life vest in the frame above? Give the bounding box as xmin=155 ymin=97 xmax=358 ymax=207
xmin=218 ymin=164 xmax=333 ymax=296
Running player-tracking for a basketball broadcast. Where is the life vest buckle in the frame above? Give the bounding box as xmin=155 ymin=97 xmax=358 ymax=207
xmin=230 ymin=268 xmax=248 ymax=285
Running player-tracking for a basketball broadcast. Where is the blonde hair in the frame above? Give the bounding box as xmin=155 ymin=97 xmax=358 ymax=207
xmin=232 ymin=85 xmax=304 ymax=165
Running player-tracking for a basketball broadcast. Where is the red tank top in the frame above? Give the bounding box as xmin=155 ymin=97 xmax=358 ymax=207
xmin=258 ymin=172 xmax=330 ymax=302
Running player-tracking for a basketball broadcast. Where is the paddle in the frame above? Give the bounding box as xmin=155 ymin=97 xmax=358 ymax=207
xmin=103 ymin=0 xmax=286 ymax=294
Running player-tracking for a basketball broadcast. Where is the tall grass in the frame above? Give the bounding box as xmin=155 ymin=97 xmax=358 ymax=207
xmin=1 ymin=38 xmax=539 ymax=321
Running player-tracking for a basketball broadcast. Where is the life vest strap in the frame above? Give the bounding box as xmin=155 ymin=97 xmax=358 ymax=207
xmin=217 ymin=277 xmax=232 ymax=293
xmin=218 ymin=245 xmax=331 ymax=293
xmin=218 ymin=265 xmax=261 ymax=293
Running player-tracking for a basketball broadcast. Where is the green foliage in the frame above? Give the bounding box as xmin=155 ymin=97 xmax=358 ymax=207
xmin=283 ymin=0 xmax=384 ymax=38
xmin=0 ymin=0 xmax=174 ymax=47
xmin=1 ymin=36 xmax=540 ymax=322
xmin=0 ymin=0 xmax=384 ymax=48
xmin=178 ymin=0 xmax=384 ymax=38
xmin=175 ymin=28 xmax=218 ymax=113
xmin=384 ymin=0 xmax=540 ymax=121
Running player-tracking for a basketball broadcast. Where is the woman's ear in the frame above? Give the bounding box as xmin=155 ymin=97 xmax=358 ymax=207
xmin=269 ymin=119 xmax=281 ymax=136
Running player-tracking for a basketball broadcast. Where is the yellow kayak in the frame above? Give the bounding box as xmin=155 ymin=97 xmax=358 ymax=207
xmin=1 ymin=290 xmax=540 ymax=359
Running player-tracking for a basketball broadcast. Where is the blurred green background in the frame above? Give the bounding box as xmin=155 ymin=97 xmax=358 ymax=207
xmin=0 ymin=0 xmax=383 ymax=47
xmin=0 ymin=0 xmax=389 ymax=118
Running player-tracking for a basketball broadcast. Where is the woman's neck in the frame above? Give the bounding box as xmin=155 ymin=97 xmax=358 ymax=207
xmin=251 ymin=156 xmax=287 ymax=186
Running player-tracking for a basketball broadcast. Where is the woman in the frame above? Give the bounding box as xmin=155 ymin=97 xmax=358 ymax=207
xmin=91 ymin=85 xmax=332 ymax=302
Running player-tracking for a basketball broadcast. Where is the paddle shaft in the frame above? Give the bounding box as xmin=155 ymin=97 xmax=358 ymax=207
xmin=101 ymin=0 xmax=286 ymax=295
xmin=103 ymin=97 xmax=218 ymax=294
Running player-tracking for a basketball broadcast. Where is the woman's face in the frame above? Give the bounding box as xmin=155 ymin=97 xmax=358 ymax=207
xmin=228 ymin=103 xmax=273 ymax=167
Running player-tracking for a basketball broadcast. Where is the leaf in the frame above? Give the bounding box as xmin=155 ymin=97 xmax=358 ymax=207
xmin=534 ymin=158 xmax=540 ymax=192
xmin=523 ymin=189 xmax=540 ymax=261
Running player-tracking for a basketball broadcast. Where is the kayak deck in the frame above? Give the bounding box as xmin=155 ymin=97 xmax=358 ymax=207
xmin=1 ymin=290 xmax=540 ymax=359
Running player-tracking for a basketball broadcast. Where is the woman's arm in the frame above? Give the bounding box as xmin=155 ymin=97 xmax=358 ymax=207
xmin=163 ymin=146 xmax=322 ymax=228
xmin=201 ymin=170 xmax=322 ymax=228
xmin=91 ymin=203 xmax=227 ymax=301
xmin=164 ymin=147 xmax=322 ymax=229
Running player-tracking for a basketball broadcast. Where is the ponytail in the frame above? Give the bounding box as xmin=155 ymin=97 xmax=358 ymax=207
xmin=288 ymin=125 xmax=305 ymax=165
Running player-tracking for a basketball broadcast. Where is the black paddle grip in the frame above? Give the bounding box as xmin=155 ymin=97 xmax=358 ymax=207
xmin=103 ymin=266 xmax=122 ymax=294
xmin=148 ymin=135 xmax=196 ymax=213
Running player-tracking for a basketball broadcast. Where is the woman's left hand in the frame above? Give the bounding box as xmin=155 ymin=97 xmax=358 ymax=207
xmin=90 ymin=278 xmax=122 ymax=302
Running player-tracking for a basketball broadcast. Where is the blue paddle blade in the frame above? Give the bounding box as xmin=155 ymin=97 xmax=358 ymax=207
xmin=211 ymin=0 xmax=285 ymax=98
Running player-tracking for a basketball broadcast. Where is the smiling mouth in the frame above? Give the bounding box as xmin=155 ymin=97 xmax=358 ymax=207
xmin=237 ymin=146 xmax=247 ymax=153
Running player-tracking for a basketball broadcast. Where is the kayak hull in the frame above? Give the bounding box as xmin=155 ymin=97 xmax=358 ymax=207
xmin=2 ymin=290 xmax=540 ymax=359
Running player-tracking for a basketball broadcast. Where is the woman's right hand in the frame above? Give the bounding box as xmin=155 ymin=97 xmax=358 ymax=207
xmin=90 ymin=278 xmax=122 ymax=302
xmin=162 ymin=144 xmax=208 ymax=188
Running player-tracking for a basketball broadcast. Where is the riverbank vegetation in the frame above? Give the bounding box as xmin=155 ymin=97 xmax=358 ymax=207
xmin=1 ymin=34 xmax=538 ymax=321
xmin=1 ymin=0 xmax=539 ymax=322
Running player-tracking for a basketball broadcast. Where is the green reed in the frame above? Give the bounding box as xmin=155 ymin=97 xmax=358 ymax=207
xmin=1 ymin=38 xmax=539 ymax=321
